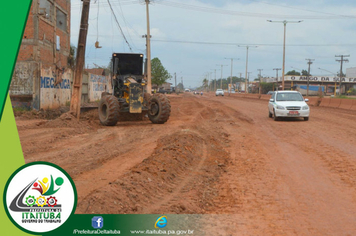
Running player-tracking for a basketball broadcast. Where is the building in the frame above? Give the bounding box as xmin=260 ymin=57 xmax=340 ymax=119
xmin=152 ymin=82 xmax=172 ymax=91
xmin=266 ymin=75 xmax=356 ymax=95
xmin=346 ymin=67 xmax=356 ymax=78
xmin=10 ymin=0 xmax=71 ymax=110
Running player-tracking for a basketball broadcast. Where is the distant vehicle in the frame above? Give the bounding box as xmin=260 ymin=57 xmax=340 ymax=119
xmin=293 ymin=84 xmax=325 ymax=96
xmin=267 ymin=91 xmax=274 ymax=95
xmin=157 ymin=89 xmax=171 ymax=94
xmin=215 ymin=89 xmax=224 ymax=96
xmin=268 ymin=91 xmax=309 ymax=121
xmin=185 ymin=89 xmax=190 ymax=92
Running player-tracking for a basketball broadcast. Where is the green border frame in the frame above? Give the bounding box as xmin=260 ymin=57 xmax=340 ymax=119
xmin=3 ymin=161 xmax=78 ymax=235
xmin=0 ymin=0 xmax=32 ymax=121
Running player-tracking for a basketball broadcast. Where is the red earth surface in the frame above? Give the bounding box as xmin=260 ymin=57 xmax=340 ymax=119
xmin=16 ymin=93 xmax=356 ymax=235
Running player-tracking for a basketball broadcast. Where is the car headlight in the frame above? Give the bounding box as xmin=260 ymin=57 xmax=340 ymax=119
xmin=302 ymin=105 xmax=309 ymax=110
xmin=276 ymin=105 xmax=285 ymax=110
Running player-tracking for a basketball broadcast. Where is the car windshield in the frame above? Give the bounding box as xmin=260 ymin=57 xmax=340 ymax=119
xmin=217 ymin=89 xmax=223 ymax=91
xmin=276 ymin=93 xmax=303 ymax=101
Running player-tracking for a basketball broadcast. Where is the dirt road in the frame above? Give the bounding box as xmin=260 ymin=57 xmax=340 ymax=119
xmin=16 ymin=93 xmax=356 ymax=235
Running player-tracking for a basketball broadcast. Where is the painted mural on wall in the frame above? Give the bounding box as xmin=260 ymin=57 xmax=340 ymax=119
xmin=10 ymin=62 xmax=38 ymax=96
xmin=40 ymin=67 xmax=72 ymax=109
xmin=89 ymin=74 xmax=112 ymax=102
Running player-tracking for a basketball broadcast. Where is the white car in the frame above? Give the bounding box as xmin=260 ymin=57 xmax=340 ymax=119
xmin=268 ymin=91 xmax=310 ymax=121
xmin=215 ymin=89 xmax=224 ymax=96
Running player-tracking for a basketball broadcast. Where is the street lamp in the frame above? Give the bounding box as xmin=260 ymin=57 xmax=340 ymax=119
xmin=267 ymin=20 xmax=303 ymax=90
xmin=318 ymin=67 xmax=337 ymax=76
xmin=291 ymin=66 xmax=303 ymax=73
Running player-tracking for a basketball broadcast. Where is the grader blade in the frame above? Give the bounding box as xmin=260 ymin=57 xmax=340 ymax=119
xmin=129 ymin=83 xmax=143 ymax=113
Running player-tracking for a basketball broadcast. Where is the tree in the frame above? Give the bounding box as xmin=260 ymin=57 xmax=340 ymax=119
xmin=260 ymin=82 xmax=274 ymax=94
xmin=151 ymin=58 xmax=171 ymax=86
xmin=202 ymin=78 xmax=208 ymax=90
xmin=301 ymin=70 xmax=309 ymax=76
xmin=285 ymin=70 xmax=300 ymax=75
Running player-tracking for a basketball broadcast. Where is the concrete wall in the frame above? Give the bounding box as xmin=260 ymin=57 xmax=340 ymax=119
xmin=233 ymin=93 xmax=356 ymax=111
xmin=88 ymin=74 xmax=112 ymax=102
xmin=40 ymin=66 xmax=72 ymax=109
xmin=10 ymin=62 xmax=40 ymax=109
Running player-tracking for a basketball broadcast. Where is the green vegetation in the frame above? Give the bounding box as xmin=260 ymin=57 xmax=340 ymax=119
xmin=151 ymin=57 xmax=172 ymax=86
xmin=12 ymin=107 xmax=29 ymax=112
xmin=334 ymin=95 xmax=356 ymax=100
xmin=347 ymin=88 xmax=356 ymax=95
xmin=260 ymin=82 xmax=274 ymax=94
xmin=285 ymin=70 xmax=301 ymax=76
xmin=207 ymin=76 xmax=245 ymax=90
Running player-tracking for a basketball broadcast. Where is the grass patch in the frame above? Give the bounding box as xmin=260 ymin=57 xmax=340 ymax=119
xmin=12 ymin=107 xmax=30 ymax=112
xmin=334 ymin=95 xmax=356 ymax=100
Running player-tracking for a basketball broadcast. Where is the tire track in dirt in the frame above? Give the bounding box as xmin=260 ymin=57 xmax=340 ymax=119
xmin=209 ymin=94 xmax=356 ymax=235
xmin=141 ymin=138 xmax=208 ymax=214
xmin=77 ymin=127 xmax=230 ymax=214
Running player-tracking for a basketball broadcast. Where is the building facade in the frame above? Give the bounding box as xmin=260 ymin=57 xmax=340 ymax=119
xmin=266 ymin=75 xmax=356 ymax=95
xmin=10 ymin=0 xmax=72 ymax=110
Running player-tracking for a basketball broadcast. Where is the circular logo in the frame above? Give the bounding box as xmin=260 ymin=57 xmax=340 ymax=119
xmin=3 ymin=162 xmax=77 ymax=234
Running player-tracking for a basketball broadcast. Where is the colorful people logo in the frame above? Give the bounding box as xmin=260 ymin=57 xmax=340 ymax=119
xmin=32 ymin=175 xmax=63 ymax=196
xmin=25 ymin=175 xmax=64 ymax=207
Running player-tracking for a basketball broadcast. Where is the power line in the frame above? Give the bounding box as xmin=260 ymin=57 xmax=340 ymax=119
xmin=155 ymin=0 xmax=356 ymax=20
xmin=248 ymin=0 xmax=356 ymax=19
xmin=72 ymin=0 xmax=139 ymax=8
xmin=106 ymin=0 xmax=133 ymax=51
xmin=114 ymin=0 xmax=139 ymax=50
xmin=150 ymin=39 xmax=356 ymax=47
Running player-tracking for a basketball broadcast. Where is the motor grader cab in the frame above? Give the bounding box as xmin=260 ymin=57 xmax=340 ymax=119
xmin=98 ymin=53 xmax=171 ymax=126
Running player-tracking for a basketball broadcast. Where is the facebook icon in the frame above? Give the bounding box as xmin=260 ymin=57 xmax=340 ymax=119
xmin=92 ymin=216 xmax=104 ymax=229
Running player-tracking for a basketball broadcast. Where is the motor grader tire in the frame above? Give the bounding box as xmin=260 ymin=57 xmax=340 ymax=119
xmin=143 ymin=92 xmax=151 ymax=107
xmin=98 ymin=95 xmax=120 ymax=126
xmin=148 ymin=94 xmax=171 ymax=124
xmin=101 ymin=92 xmax=111 ymax=98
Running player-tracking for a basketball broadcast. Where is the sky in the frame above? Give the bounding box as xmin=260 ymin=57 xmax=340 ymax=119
xmin=71 ymin=0 xmax=356 ymax=88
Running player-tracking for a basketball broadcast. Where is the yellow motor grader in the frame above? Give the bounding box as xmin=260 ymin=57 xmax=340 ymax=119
xmin=98 ymin=53 xmax=171 ymax=126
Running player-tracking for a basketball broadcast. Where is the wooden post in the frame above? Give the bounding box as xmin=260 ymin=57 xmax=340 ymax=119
xmin=70 ymin=0 xmax=91 ymax=119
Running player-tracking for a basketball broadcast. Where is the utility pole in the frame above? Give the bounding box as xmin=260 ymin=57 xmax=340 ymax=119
xmin=217 ymin=64 xmax=228 ymax=89
xmin=214 ymin=69 xmax=217 ymax=91
xmin=70 ymin=0 xmax=91 ymax=119
xmin=335 ymin=54 xmax=350 ymax=95
xmin=273 ymin=68 xmax=281 ymax=91
xmin=225 ymin=58 xmax=239 ymax=95
xmin=239 ymin=73 xmax=242 ymax=91
xmin=211 ymin=69 xmax=218 ymax=91
xmin=145 ymin=0 xmax=152 ymax=94
xmin=267 ymin=20 xmax=303 ymax=90
xmin=174 ymin=72 xmax=177 ymax=93
xmin=257 ymin=69 xmax=263 ymax=94
xmin=247 ymin=72 xmax=252 ymax=93
xmin=306 ymin=58 xmax=315 ymax=96
xmin=239 ymin=45 xmax=257 ymax=93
